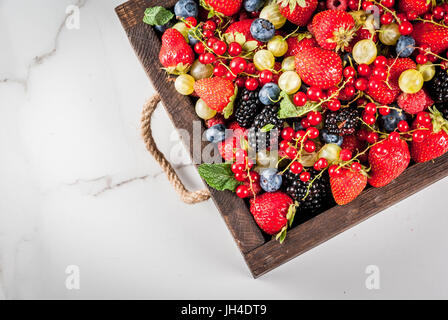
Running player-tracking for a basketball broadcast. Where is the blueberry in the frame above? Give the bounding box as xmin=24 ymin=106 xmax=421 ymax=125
xmin=250 ymin=18 xmax=275 ymax=42
xmin=396 ymin=36 xmax=415 ymax=57
xmin=244 ymin=0 xmax=266 ymax=12
xmin=260 ymin=168 xmax=283 ymax=192
xmin=188 ymin=32 xmax=199 ymax=45
xmin=154 ymin=19 xmax=174 ymax=33
xmin=205 ymin=124 xmax=226 ymax=143
xmin=174 ymin=0 xmax=198 ymax=18
xmin=380 ymin=108 xmax=408 ymax=132
xmin=320 ymin=129 xmax=344 ymax=146
xmin=259 ymin=83 xmax=280 ymax=105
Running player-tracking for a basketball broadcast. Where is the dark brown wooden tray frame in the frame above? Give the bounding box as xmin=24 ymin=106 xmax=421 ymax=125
xmin=115 ymin=0 xmax=448 ymax=278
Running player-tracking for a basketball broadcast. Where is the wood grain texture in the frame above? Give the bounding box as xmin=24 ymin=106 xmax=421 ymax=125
xmin=116 ymin=0 xmax=448 ymax=278
xmin=115 ymin=0 xmax=266 ymax=255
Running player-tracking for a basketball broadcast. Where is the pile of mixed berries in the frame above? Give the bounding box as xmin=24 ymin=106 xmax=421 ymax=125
xmin=145 ymin=0 xmax=448 ymax=242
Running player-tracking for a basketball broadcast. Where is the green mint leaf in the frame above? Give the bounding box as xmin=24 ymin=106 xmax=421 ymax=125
xmin=143 ymin=6 xmax=174 ymax=26
xmin=261 ymin=124 xmax=275 ymax=132
xmin=198 ymin=163 xmax=241 ymax=192
xmin=278 ymin=91 xmax=320 ymax=119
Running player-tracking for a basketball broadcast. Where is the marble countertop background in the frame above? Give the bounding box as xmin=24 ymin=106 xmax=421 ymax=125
xmin=1 ymin=0 xmax=448 ymax=299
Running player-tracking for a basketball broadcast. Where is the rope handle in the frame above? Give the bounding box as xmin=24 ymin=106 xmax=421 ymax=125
xmin=141 ymin=94 xmax=211 ymax=204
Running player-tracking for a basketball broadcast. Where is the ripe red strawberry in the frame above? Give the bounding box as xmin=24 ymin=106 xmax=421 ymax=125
xmin=330 ymin=169 xmax=367 ymax=205
xmin=249 ymin=192 xmax=294 ymax=236
xmin=277 ymin=0 xmax=318 ymax=26
xmin=412 ymin=22 xmax=448 ymax=55
xmin=159 ymin=29 xmax=194 ymax=74
xmin=285 ymin=32 xmax=317 ymax=56
xmin=368 ymin=139 xmax=411 ymax=188
xmin=218 ymin=137 xmax=239 ymax=161
xmin=397 ymin=89 xmax=434 ymax=115
xmin=203 ymin=0 xmax=243 ymax=17
xmin=367 ymin=58 xmax=416 ymax=105
xmin=194 ymin=77 xmax=237 ymax=113
xmin=228 ymin=121 xmax=248 ymax=139
xmin=411 ymin=107 xmax=448 ymax=163
xmin=312 ymin=9 xmax=356 ymax=51
xmin=398 ymin=0 xmax=430 ymax=16
xmin=225 ymin=19 xmax=256 ymax=41
xmin=295 ymin=46 xmax=343 ymax=89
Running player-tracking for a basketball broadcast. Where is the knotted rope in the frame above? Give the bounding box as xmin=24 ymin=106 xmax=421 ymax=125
xmin=140 ymin=94 xmax=211 ymax=204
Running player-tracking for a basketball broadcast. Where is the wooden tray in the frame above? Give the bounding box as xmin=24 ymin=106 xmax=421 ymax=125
xmin=115 ymin=0 xmax=448 ymax=278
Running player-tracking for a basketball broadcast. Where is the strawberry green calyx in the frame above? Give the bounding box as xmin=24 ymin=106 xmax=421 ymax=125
xmin=278 ymin=0 xmax=308 ymax=11
xmin=223 ymin=85 xmax=239 ymax=119
xmin=327 ymin=26 xmax=357 ymax=52
xmin=163 ymin=62 xmax=191 ymax=75
xmin=275 ymin=202 xmax=298 ymax=244
xmin=429 ymin=106 xmax=448 ymax=134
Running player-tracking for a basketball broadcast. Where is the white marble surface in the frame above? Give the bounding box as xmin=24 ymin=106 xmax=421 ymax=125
xmin=1 ymin=0 xmax=448 ymax=300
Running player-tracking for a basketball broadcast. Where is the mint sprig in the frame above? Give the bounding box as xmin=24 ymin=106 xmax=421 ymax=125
xmin=143 ymin=6 xmax=174 ymax=26
xmin=198 ymin=163 xmax=242 ymax=192
xmin=277 ymin=91 xmax=320 ymax=119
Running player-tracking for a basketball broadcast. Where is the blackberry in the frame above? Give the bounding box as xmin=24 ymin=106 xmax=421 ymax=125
xmin=235 ymin=88 xmax=262 ymax=128
xmin=283 ymin=169 xmax=332 ymax=215
xmin=248 ymin=105 xmax=283 ymax=151
xmin=427 ymin=69 xmax=448 ymax=119
xmin=324 ymin=107 xmax=360 ymax=136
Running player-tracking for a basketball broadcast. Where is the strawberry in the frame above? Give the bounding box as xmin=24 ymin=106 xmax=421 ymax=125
xmin=367 ymin=58 xmax=416 ymax=105
xmin=194 ymin=77 xmax=237 ymax=114
xmin=330 ymin=169 xmax=367 ymax=205
xmin=218 ymin=137 xmax=239 ymax=161
xmin=368 ymin=139 xmax=411 ymax=188
xmin=206 ymin=115 xmax=225 ymax=128
xmin=411 ymin=22 xmax=448 ymax=55
xmin=225 ymin=19 xmax=256 ymax=41
xmin=312 ymin=9 xmax=356 ymax=51
xmin=285 ymin=32 xmax=317 ymax=56
xmin=295 ymin=46 xmax=343 ymax=89
xmin=410 ymin=107 xmax=448 ymax=163
xmin=277 ymin=0 xmax=318 ymax=26
xmin=398 ymin=0 xmax=430 ymax=16
xmin=249 ymin=192 xmax=294 ymax=238
xmin=203 ymin=0 xmax=243 ymax=17
xmin=397 ymin=89 xmax=434 ymax=114
xmin=159 ymin=29 xmax=194 ymax=74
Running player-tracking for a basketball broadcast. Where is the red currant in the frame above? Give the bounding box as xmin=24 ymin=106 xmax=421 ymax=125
xmin=340 ymin=149 xmax=353 ymax=161
xmin=234 ymin=172 xmax=248 ymax=182
xmin=228 ymin=42 xmax=242 ymax=57
xmin=306 ymin=127 xmax=319 ymax=139
xmin=355 ymin=78 xmax=368 ymax=91
xmin=397 ymin=120 xmax=409 ymax=132
xmin=406 ymin=11 xmax=418 ymax=21
xmin=433 ymin=6 xmax=445 ymax=20
xmin=212 ymin=40 xmax=227 ymax=55
xmin=413 ymin=130 xmax=427 ymax=143
xmin=259 ymin=70 xmax=273 ymax=85
xmin=304 ymin=140 xmax=316 ymax=153
xmin=203 ymin=52 xmax=216 ymax=64
xmin=230 ymin=57 xmax=247 ymax=74
xmin=372 ymin=67 xmax=387 ymax=81
xmin=363 ymin=112 xmax=376 ymax=126
xmin=245 ymin=63 xmax=256 ymax=74
xmin=388 ymin=132 xmax=401 ymax=144
xmin=203 ymin=29 xmax=214 ymax=38
xmin=366 ymin=132 xmax=379 ymax=144
xmin=185 ymin=17 xmax=197 ymax=28
xmin=307 ymin=87 xmax=323 ymax=101
xmin=327 ymin=99 xmax=341 ymax=112
xmin=300 ymin=171 xmax=311 ymax=182
xmin=368 ymin=79 xmax=381 ymax=91
xmin=416 ymin=111 xmax=432 ymax=127
xmin=329 ymin=165 xmax=342 ymax=177
xmin=379 ymin=106 xmax=391 ymax=116
xmin=249 ymin=171 xmax=260 ymax=183
xmin=203 ymin=20 xmax=217 ymax=31
xmin=295 ymin=130 xmax=307 ymax=142
xmin=231 ymin=163 xmax=245 ymax=173
xmin=280 ymin=140 xmax=290 ymax=151
xmin=416 ymin=54 xmax=428 ymax=65
xmin=351 ymin=162 xmax=362 ymax=172
xmin=381 ymin=0 xmax=394 ymax=8
xmin=307 ymin=111 xmax=323 ymax=126
xmin=399 ymin=21 xmax=413 ymax=35
xmin=344 ymin=85 xmax=356 ymax=98
xmin=235 ymin=77 xmax=246 ymax=88
xmin=358 ymin=64 xmax=371 ymax=77
xmin=285 ymin=146 xmax=298 ymax=159
xmin=194 ymin=42 xmax=205 ymax=54
xmin=343 ymin=66 xmax=356 ymax=78
xmin=290 ymin=161 xmax=303 ymax=174
xmin=374 ymin=56 xmax=388 ymax=68
xmin=213 ymin=64 xmax=226 ymax=77
xmin=245 ymin=78 xmax=259 ymax=91
xmin=293 ymin=92 xmax=307 ymax=107
xmin=365 ymin=102 xmax=377 ymax=115
xmin=236 ymin=185 xmax=250 ymax=198
xmin=281 ymin=127 xmax=295 ymax=141
xmin=380 ymin=13 xmax=394 ymax=25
